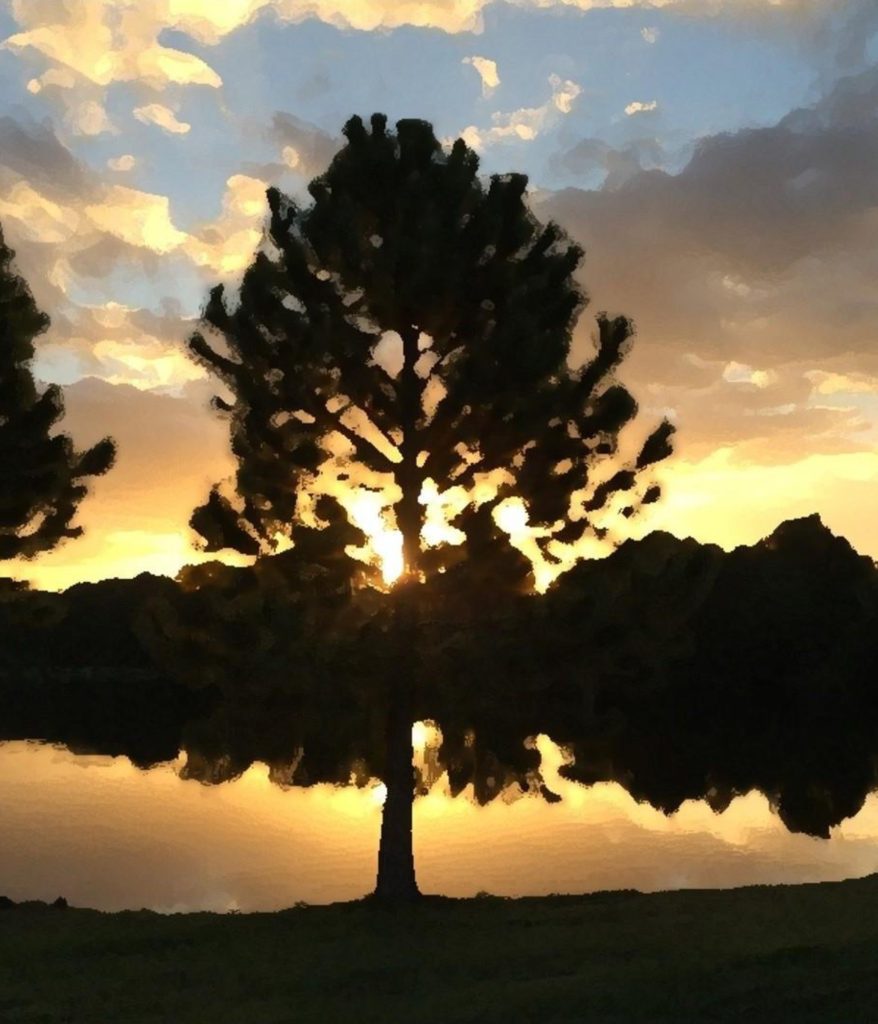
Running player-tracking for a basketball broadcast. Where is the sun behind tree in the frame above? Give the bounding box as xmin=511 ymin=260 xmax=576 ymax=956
xmin=187 ymin=114 xmax=674 ymax=901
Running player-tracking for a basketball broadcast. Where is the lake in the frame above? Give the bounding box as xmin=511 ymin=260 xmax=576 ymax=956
xmin=2 ymin=735 xmax=877 ymax=912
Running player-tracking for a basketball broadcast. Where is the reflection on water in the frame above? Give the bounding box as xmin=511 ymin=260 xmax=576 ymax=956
xmin=2 ymin=737 xmax=878 ymax=912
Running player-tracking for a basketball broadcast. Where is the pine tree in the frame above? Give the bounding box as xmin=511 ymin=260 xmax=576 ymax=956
xmin=0 ymin=223 xmax=116 ymax=564
xmin=188 ymin=114 xmax=674 ymax=900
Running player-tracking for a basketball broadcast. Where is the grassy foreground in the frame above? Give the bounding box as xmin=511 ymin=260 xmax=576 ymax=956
xmin=2 ymin=875 xmax=878 ymax=1023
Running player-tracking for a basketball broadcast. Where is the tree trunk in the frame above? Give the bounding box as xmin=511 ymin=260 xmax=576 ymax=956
xmin=372 ymin=322 xmax=424 ymax=902
xmin=373 ymin=670 xmax=420 ymax=901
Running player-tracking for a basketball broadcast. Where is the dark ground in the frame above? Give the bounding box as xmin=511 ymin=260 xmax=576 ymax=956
xmin=2 ymin=874 xmax=877 ymax=1023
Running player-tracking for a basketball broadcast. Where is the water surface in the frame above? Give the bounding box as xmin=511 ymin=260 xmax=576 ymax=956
xmin=2 ymin=739 xmax=877 ymax=911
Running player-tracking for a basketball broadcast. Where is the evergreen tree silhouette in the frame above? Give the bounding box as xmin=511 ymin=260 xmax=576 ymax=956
xmin=189 ymin=115 xmax=673 ymax=901
xmin=0 ymin=224 xmax=115 ymax=566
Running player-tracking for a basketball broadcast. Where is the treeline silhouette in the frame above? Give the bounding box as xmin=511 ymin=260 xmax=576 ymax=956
xmin=2 ymin=513 xmax=876 ymax=838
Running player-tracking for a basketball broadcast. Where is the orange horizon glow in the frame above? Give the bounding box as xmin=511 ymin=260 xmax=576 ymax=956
xmin=7 ymin=446 xmax=878 ymax=594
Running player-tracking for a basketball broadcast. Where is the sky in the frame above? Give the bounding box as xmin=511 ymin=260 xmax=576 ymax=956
xmin=1 ymin=0 xmax=876 ymax=589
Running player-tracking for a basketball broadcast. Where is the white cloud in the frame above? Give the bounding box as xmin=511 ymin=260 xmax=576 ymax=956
xmin=625 ymin=100 xmax=659 ymax=116
xmin=69 ymin=99 xmax=114 ymax=136
xmin=281 ymin=146 xmax=301 ymax=169
xmin=107 ymin=154 xmax=137 ymax=172
xmin=641 ymin=26 xmax=660 ymax=43
xmin=459 ymin=73 xmax=581 ymax=150
xmin=463 ymin=55 xmax=500 ymax=97
xmin=134 ymin=104 xmax=191 ymax=135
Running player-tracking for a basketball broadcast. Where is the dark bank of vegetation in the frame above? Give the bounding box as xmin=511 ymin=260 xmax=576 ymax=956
xmin=3 ymin=874 xmax=878 ymax=1023
xmin=2 ymin=512 xmax=878 ymax=841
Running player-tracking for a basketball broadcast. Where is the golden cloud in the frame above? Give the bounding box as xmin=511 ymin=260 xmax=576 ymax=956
xmin=463 ymin=55 xmax=501 ymax=97
xmin=805 ymin=371 xmax=878 ymax=396
xmin=84 ymin=186 xmax=188 ymax=252
xmin=81 ymin=174 xmax=267 ymax=274
xmin=36 ymin=300 xmax=208 ymax=396
xmin=182 ymin=174 xmax=266 ymax=275
xmin=134 ymin=104 xmax=191 ymax=135
xmin=459 ymin=73 xmax=581 ymax=150
xmin=0 ymin=181 xmax=80 ymax=244
xmin=92 ymin=338 xmax=205 ymax=390
xmin=6 ymin=2 xmax=223 ymax=90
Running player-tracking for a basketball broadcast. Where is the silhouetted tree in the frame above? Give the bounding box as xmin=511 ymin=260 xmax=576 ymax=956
xmin=186 ymin=114 xmax=673 ymax=901
xmin=0 ymin=223 xmax=115 ymax=566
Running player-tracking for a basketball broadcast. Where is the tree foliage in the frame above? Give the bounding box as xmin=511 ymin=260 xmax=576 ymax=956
xmin=188 ymin=114 xmax=673 ymax=578
xmin=0 ymin=223 xmax=115 ymax=562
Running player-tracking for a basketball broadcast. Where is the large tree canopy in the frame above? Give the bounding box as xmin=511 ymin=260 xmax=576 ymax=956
xmin=188 ymin=114 xmax=673 ymax=581
xmin=0 ymin=223 xmax=115 ymax=563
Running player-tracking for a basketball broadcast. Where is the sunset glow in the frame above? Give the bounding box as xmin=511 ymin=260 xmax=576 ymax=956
xmin=0 ymin=0 xmax=870 ymax=592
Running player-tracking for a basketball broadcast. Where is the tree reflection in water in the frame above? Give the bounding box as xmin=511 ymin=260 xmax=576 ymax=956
xmin=2 ymin=737 xmax=877 ymax=913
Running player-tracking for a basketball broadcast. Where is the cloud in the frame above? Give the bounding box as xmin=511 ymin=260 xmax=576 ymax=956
xmin=84 ymin=186 xmax=188 ymax=252
xmin=0 ymin=181 xmax=80 ymax=245
xmin=0 ymin=118 xmax=104 ymax=298
xmin=5 ymin=2 xmax=224 ymax=91
xmin=0 ymin=0 xmax=857 ymax=151
xmin=25 ymin=67 xmax=77 ymax=94
xmin=641 ymin=26 xmax=660 ymax=43
xmin=134 ymin=104 xmax=191 ymax=135
xmin=625 ymin=100 xmax=658 ymax=116
xmin=183 ymin=174 xmax=267 ymax=275
xmin=805 ymin=370 xmax=878 ymax=396
xmin=516 ymin=0 xmax=837 ymax=20
xmin=78 ymin=175 xmax=266 ymax=274
xmin=459 ymin=73 xmax=581 ymax=150
xmin=270 ymin=113 xmax=340 ymax=178
xmin=68 ymin=99 xmax=115 ymax=136
xmin=552 ymin=135 xmax=664 ymax=188
xmin=463 ymin=56 xmax=500 ymax=97
xmin=0 ymin=114 xmax=268 ymax=334
xmin=37 ymin=302 xmax=207 ymax=394
xmin=0 ymin=116 xmax=94 ymax=199
xmin=107 ymin=155 xmax=137 ymax=172
xmin=538 ymin=64 xmax=878 ymax=481
xmin=0 ymin=0 xmax=853 ymax=106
